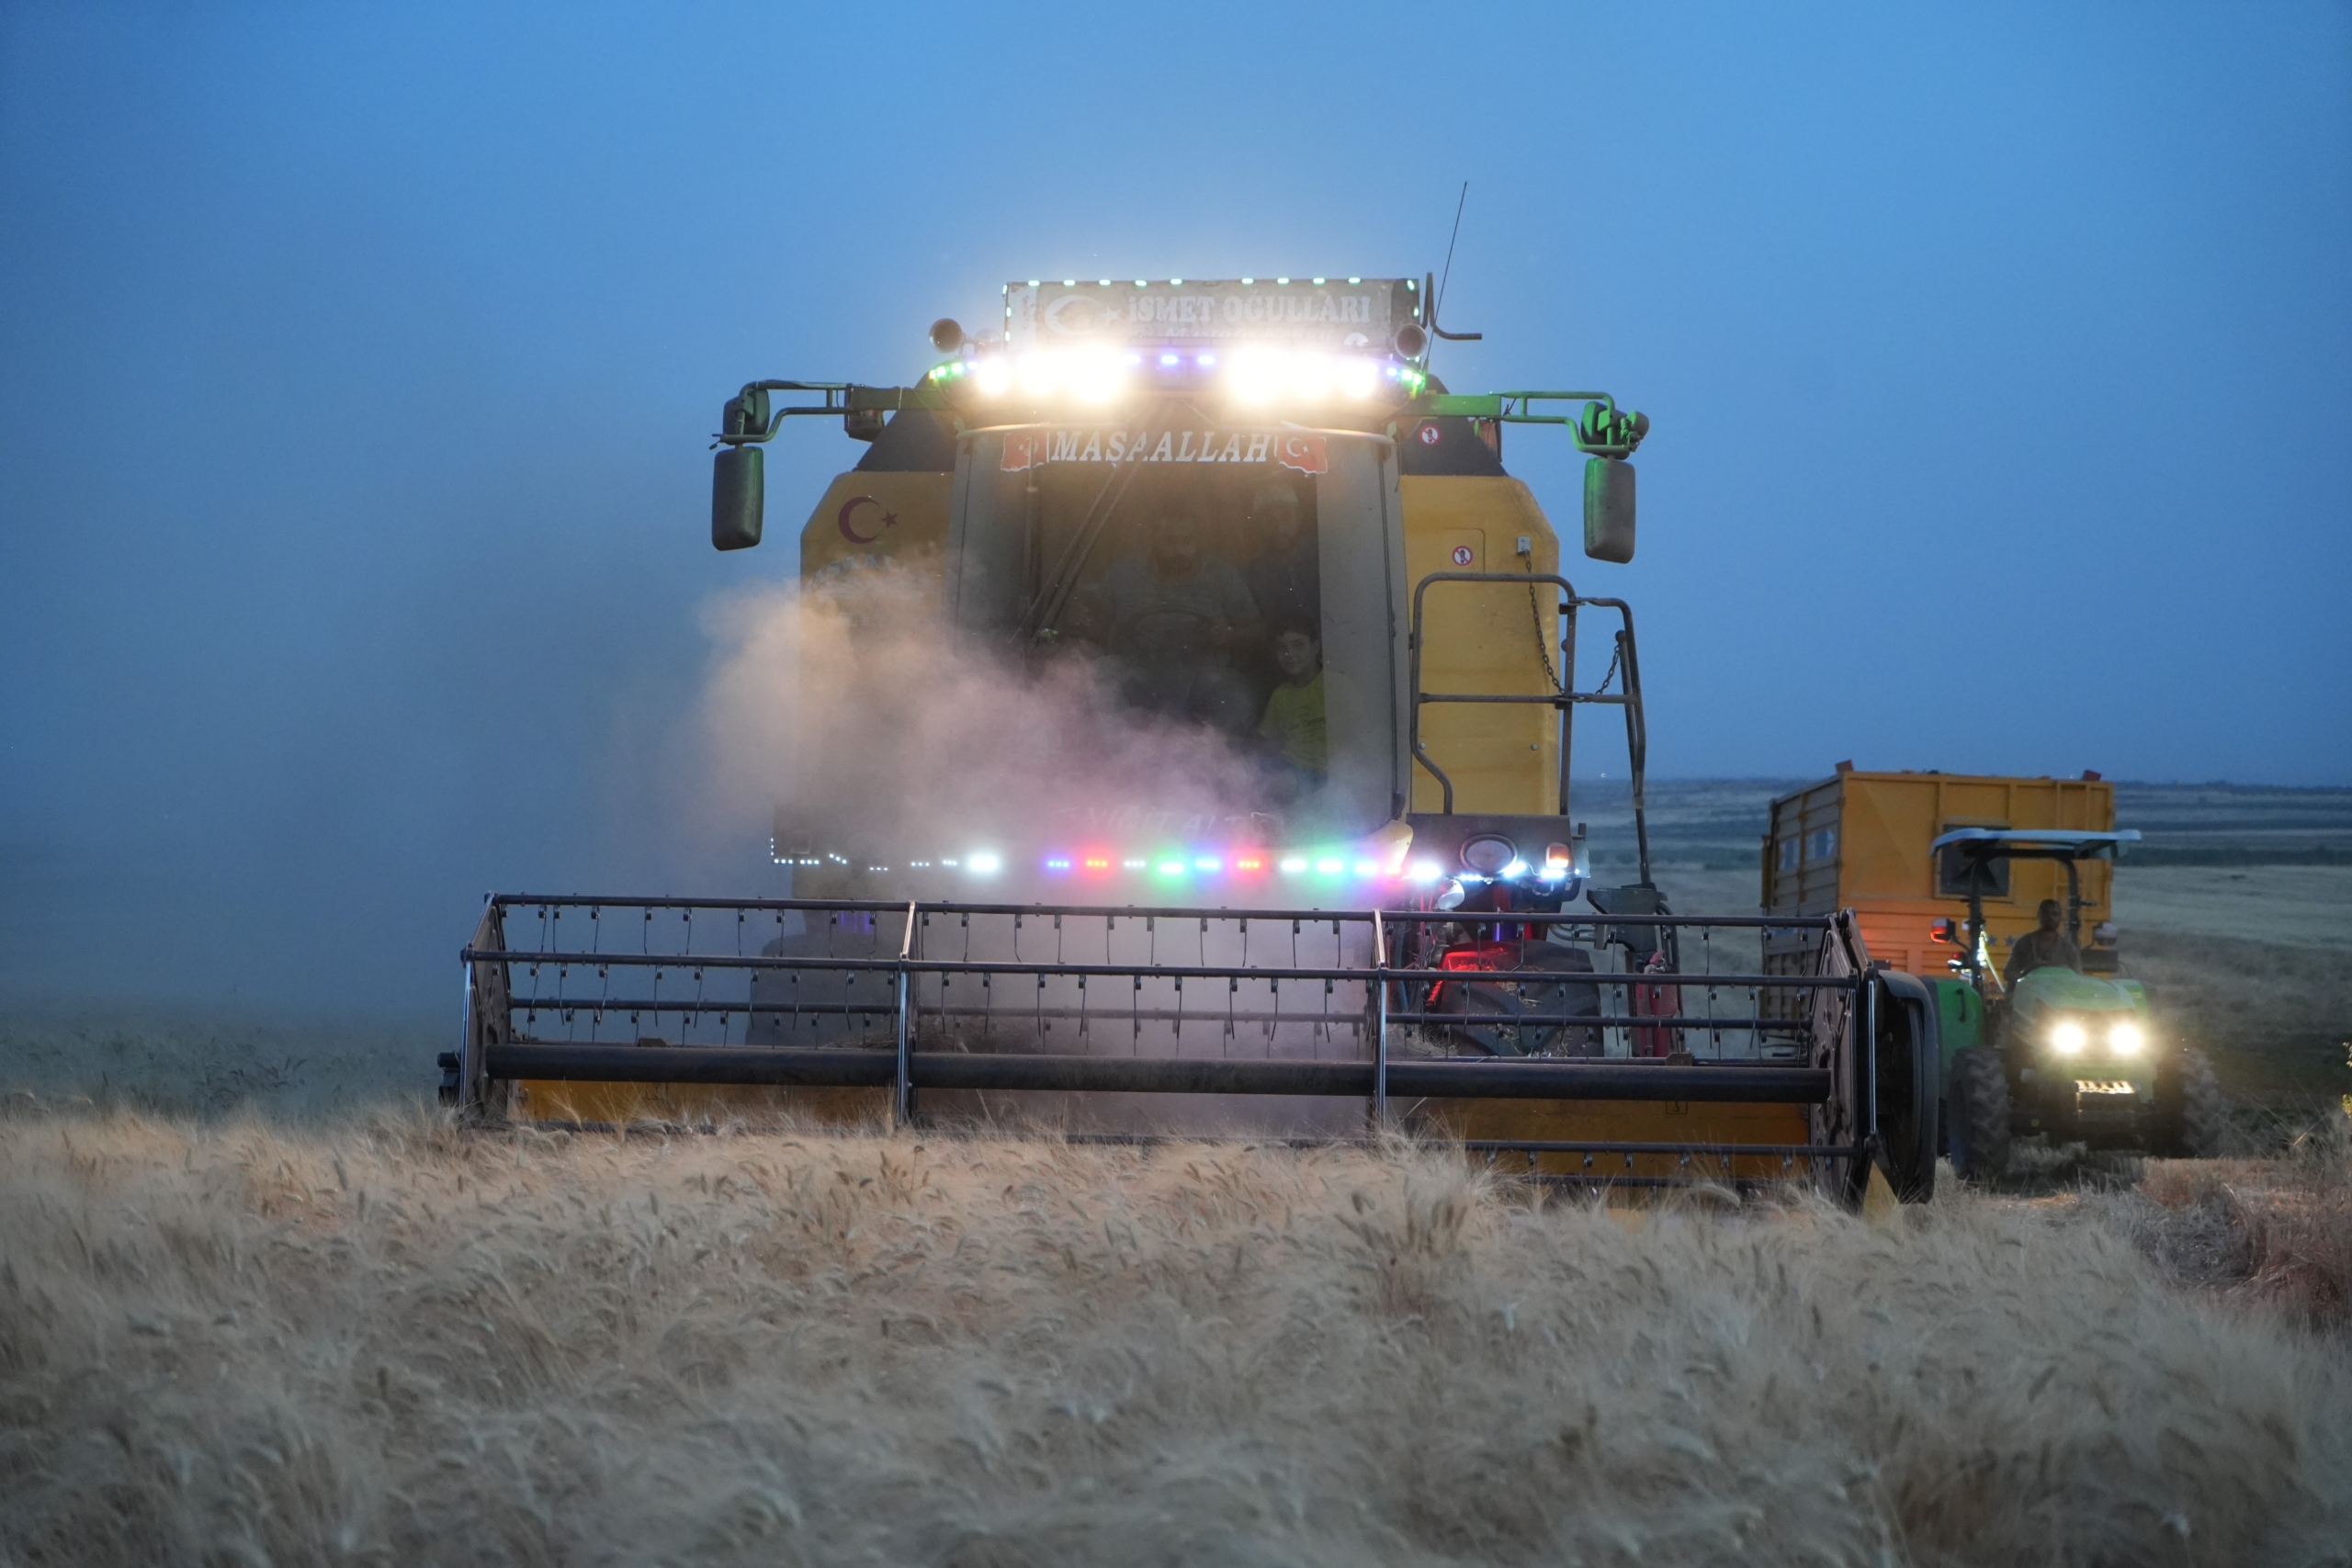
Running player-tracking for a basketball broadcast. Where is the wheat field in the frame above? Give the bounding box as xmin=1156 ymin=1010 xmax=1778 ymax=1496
xmin=3 ymin=1100 xmax=2348 ymax=1567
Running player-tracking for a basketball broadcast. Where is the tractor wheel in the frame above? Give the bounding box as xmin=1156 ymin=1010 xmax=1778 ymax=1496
xmin=2151 ymin=1046 xmax=2227 ymax=1158
xmin=1948 ymin=1045 xmax=2012 ymax=1182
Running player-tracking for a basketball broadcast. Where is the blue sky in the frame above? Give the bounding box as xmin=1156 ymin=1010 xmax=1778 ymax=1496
xmin=2 ymin=3 xmax=2347 ymax=1004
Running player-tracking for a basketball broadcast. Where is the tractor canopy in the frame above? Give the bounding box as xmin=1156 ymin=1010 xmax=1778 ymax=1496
xmin=1928 ymin=828 xmax=2143 ymax=868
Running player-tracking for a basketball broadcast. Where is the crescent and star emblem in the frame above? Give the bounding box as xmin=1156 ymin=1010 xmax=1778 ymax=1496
xmin=836 ymin=495 xmax=899 ymax=545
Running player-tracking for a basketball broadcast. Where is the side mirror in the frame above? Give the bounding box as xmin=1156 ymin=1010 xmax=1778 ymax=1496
xmin=1582 ymin=457 xmax=1635 ymax=563
xmin=712 ymin=446 xmax=763 ymax=551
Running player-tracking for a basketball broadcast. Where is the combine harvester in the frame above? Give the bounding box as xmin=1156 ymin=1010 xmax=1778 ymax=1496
xmin=444 ymin=275 xmax=1939 ymax=1204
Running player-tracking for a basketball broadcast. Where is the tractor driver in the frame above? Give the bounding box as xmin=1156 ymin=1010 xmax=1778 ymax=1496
xmin=2004 ymin=898 xmax=2083 ymax=986
xmin=1091 ymin=495 xmax=1261 ymax=730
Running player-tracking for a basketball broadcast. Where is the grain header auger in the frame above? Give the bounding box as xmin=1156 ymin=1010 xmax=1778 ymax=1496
xmin=443 ymin=275 xmax=1940 ymax=1207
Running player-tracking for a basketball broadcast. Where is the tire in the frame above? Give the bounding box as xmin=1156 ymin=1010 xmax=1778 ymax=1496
xmin=2151 ymin=1046 xmax=2227 ymax=1157
xmin=1948 ymin=1045 xmax=2012 ymax=1181
xmin=1873 ymin=972 xmax=1940 ymax=1202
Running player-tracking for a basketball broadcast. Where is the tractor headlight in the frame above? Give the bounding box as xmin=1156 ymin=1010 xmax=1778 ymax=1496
xmin=2050 ymin=1020 xmax=2086 ymax=1055
xmin=2108 ymin=1021 xmax=2144 ymax=1055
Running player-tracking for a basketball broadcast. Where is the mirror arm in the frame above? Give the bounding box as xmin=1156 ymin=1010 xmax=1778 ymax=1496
xmin=710 ymin=381 xmax=953 ymax=447
xmin=1419 ymin=390 xmax=1650 ymax=458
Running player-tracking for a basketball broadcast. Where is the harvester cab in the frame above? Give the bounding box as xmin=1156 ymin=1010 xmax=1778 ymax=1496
xmin=1930 ymin=828 xmax=2224 ymax=1178
xmin=445 ymin=275 xmax=1942 ymax=1209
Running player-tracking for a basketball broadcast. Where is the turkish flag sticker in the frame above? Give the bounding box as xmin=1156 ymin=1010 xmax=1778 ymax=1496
xmin=1274 ymin=434 xmax=1328 ymax=475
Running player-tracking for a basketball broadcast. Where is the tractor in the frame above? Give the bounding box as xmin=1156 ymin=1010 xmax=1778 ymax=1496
xmin=1932 ymin=828 xmax=2227 ymax=1179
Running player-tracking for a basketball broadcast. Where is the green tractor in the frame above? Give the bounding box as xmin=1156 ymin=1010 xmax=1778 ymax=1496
xmin=1929 ymin=829 xmax=2226 ymax=1180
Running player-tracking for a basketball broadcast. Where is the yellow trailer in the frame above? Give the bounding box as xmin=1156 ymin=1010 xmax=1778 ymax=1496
xmin=1763 ymin=767 xmax=2119 ymax=980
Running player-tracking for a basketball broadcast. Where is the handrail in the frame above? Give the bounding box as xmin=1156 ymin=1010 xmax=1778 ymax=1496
xmin=1406 ymin=572 xmax=1647 ymax=876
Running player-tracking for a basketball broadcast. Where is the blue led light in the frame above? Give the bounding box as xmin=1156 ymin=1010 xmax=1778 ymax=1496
xmin=1159 ymin=353 xmax=1180 ymax=367
xmin=1044 ymin=857 xmax=1071 ymax=872
xmin=1198 ymin=352 xmax=1216 ymax=367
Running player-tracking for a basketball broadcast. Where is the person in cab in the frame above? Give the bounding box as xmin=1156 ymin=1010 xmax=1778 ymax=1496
xmin=1088 ymin=495 xmax=1261 ymax=730
xmin=1257 ymin=618 xmax=1329 ymax=799
xmin=2004 ymin=898 xmax=2084 ymax=987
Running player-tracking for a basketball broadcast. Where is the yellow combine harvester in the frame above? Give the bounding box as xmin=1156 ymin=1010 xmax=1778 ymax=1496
xmin=445 ymin=276 xmax=1938 ymax=1204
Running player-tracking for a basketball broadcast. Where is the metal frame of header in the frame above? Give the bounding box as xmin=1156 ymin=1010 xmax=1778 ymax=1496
xmin=447 ymin=894 xmax=1881 ymax=1196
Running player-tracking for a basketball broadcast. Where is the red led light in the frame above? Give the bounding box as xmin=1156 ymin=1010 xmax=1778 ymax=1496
xmin=1237 ymin=858 xmax=1263 ymax=871
xmin=1083 ymin=856 xmax=1110 ymax=870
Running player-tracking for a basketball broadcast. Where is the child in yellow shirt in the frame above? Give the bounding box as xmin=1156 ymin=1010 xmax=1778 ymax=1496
xmin=1258 ymin=621 xmax=1327 ymax=783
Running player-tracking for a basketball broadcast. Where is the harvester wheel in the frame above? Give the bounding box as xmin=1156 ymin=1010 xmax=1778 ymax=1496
xmin=1948 ymin=1045 xmax=2012 ymax=1182
xmin=2151 ymin=1046 xmax=2227 ymax=1158
xmin=1871 ymin=971 xmax=1940 ymax=1201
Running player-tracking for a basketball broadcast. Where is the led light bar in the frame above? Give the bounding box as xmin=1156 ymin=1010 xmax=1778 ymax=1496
xmin=933 ymin=346 xmax=1423 ymax=408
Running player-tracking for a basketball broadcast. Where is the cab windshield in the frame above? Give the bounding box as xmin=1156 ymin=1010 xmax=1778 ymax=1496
xmin=947 ymin=423 xmax=1402 ymax=840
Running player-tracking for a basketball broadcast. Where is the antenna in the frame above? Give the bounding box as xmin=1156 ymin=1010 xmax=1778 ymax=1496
xmin=1425 ymin=181 xmax=1483 ymax=360
xmin=1437 ymin=181 xmax=1468 ymax=324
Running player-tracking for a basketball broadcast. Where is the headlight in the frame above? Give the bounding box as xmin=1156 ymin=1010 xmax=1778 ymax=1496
xmin=2108 ymin=1021 xmax=2143 ymax=1055
xmin=1460 ymin=834 xmax=1517 ymax=875
xmin=2050 ymin=1021 xmax=2086 ymax=1055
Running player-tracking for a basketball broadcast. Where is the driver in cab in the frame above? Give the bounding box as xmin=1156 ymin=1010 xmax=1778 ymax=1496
xmin=1089 ymin=498 xmax=1261 ymax=728
xmin=2004 ymin=898 xmax=2084 ymax=987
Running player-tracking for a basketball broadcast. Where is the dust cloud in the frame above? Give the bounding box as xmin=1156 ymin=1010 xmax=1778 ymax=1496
xmin=693 ymin=563 xmax=1325 ymax=897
